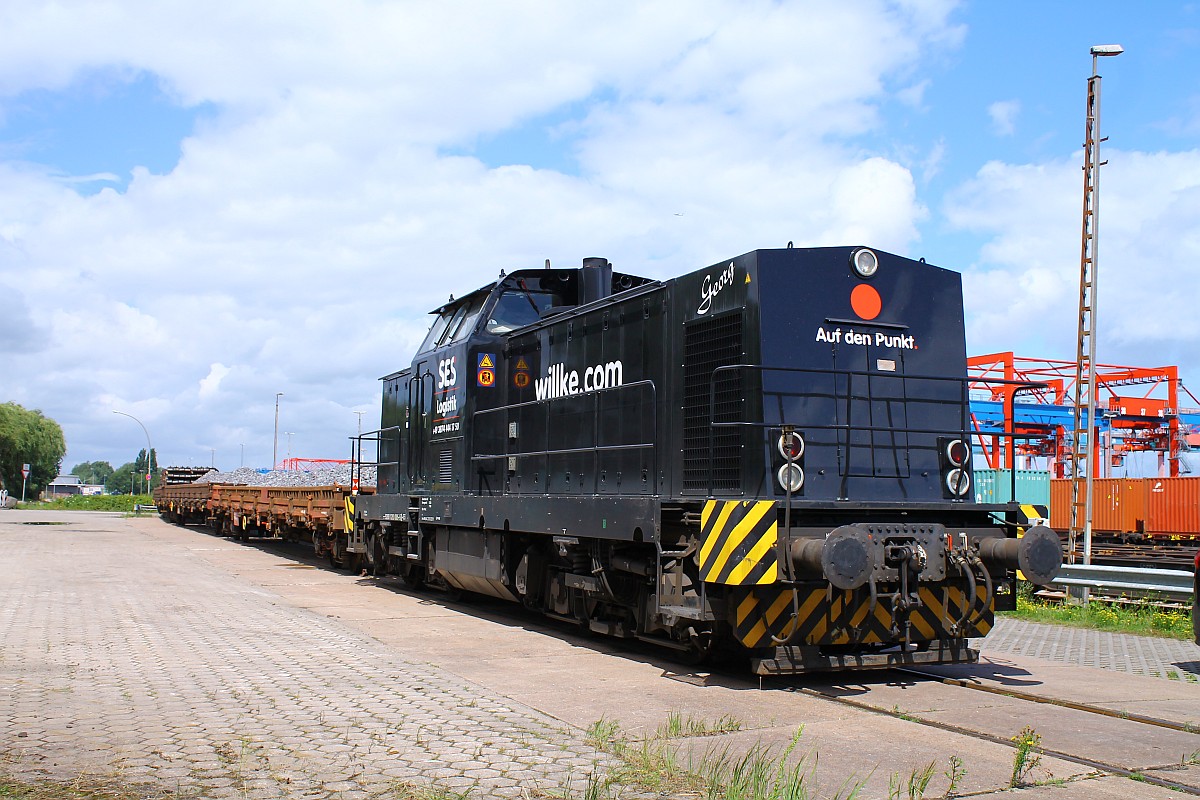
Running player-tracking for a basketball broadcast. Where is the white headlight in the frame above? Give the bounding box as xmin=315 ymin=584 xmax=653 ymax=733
xmin=945 ymin=468 xmax=971 ymax=497
xmin=777 ymin=463 xmax=805 ymax=493
xmin=851 ymin=248 xmax=878 ymax=278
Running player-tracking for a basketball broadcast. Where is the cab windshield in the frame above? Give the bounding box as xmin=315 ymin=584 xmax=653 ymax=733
xmin=486 ymin=282 xmax=569 ymax=334
xmin=417 ymin=294 xmax=487 ymax=353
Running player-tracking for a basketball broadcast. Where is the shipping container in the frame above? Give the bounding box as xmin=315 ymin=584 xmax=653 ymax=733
xmin=1145 ymin=477 xmax=1200 ymax=539
xmin=1048 ymin=476 xmax=1200 ymax=540
xmin=973 ymin=469 xmax=1051 ymax=507
xmin=1049 ymin=478 xmax=1144 ymax=536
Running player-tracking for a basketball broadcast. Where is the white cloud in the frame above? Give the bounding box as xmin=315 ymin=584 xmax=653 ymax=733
xmin=198 ymin=363 xmax=230 ymax=400
xmin=945 ymin=149 xmax=1200 ymax=368
xmin=0 ymin=1 xmax=974 ymax=468
xmin=987 ymin=99 xmax=1020 ymax=136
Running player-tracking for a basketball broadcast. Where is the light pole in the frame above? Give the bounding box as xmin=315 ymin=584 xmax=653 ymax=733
xmin=285 ymin=432 xmax=294 ymax=467
xmin=113 ymin=410 xmax=153 ymax=495
xmin=273 ymin=392 xmax=284 ymax=469
xmin=1069 ymin=43 xmax=1123 ymax=589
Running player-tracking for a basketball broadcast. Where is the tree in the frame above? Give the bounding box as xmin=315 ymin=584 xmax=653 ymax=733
xmin=71 ymin=461 xmax=115 ymax=487
xmin=134 ymin=448 xmax=160 ymax=492
xmin=0 ymin=402 xmax=66 ymax=498
xmin=108 ymin=462 xmax=137 ymax=495
xmin=109 ymin=450 xmax=159 ymax=495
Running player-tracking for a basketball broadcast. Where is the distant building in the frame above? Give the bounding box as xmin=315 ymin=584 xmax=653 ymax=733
xmin=46 ymin=475 xmax=105 ymax=498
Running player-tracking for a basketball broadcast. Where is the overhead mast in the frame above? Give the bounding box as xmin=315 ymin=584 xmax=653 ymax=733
xmin=1069 ymin=44 xmax=1124 ymax=573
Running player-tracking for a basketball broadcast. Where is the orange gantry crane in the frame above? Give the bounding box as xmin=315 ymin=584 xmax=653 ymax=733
xmin=967 ymin=352 xmax=1196 ymax=478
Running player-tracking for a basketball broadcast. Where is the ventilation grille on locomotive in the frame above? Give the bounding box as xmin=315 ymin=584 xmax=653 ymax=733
xmin=437 ymin=449 xmax=453 ymax=484
xmin=683 ymin=311 xmax=744 ymax=493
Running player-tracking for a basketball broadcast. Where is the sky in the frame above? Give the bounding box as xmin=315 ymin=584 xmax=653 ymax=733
xmin=1 ymin=0 xmax=1198 ymax=475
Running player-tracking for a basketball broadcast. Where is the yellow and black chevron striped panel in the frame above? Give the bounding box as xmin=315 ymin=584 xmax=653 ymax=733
xmin=1020 ymin=504 xmax=1048 ymax=526
xmin=730 ymin=583 xmax=992 ymax=649
xmin=343 ymin=495 xmax=356 ymax=534
xmin=699 ymin=500 xmax=779 ymax=585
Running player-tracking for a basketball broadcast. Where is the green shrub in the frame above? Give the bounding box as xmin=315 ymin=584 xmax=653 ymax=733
xmin=20 ymin=494 xmax=155 ymax=513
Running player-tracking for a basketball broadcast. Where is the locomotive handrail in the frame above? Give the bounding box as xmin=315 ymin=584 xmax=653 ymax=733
xmin=349 ymin=425 xmax=402 ymax=493
xmin=470 ymin=379 xmax=658 ymax=495
xmin=705 ymin=363 xmax=1051 ymax=497
xmin=472 ymin=442 xmax=655 ymax=459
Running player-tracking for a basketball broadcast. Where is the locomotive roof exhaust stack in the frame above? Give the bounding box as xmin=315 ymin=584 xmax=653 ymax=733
xmin=580 ymin=257 xmax=612 ymax=306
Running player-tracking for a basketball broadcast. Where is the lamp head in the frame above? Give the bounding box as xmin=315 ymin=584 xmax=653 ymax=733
xmin=1090 ymin=44 xmax=1124 ymax=56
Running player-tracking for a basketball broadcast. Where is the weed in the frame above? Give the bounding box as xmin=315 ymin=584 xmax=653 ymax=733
xmin=1009 ymin=726 xmax=1042 ymax=787
xmin=658 ymin=712 xmax=744 ymax=739
xmin=0 ymin=772 xmax=200 ymax=799
xmin=887 ymin=761 xmax=935 ymax=800
xmin=942 ymin=754 xmax=966 ymax=798
xmin=584 ymin=716 xmax=859 ymax=799
xmin=389 ymin=781 xmax=477 ymax=800
xmin=584 ymin=718 xmax=621 ymax=751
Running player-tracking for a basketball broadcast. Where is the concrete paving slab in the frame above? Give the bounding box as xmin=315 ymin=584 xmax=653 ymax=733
xmin=1145 ymin=762 xmax=1200 ymax=788
xmin=797 ymin=673 xmax=1200 ymax=772
xmin=669 ymin=716 xmax=1089 ymax=800
xmin=973 ymin=774 xmax=1183 ymax=798
xmin=920 ymin=653 xmax=1200 ymax=729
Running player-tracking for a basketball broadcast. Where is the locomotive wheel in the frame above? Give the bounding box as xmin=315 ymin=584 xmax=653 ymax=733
xmin=366 ymin=533 xmax=388 ymax=577
xmin=679 ymin=627 xmax=715 ymax=666
xmin=401 ymin=538 xmax=435 ymax=589
xmin=399 ymin=561 xmax=425 ymax=589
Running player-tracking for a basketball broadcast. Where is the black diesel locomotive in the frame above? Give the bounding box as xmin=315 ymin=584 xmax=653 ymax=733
xmin=349 ymin=245 xmax=1062 ymax=675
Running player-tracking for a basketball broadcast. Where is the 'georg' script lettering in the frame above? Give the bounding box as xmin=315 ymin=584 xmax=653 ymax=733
xmin=697 ymin=262 xmax=736 ymax=315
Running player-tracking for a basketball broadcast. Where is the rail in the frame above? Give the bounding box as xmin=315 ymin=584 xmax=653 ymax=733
xmin=1049 ymin=564 xmax=1194 ymax=601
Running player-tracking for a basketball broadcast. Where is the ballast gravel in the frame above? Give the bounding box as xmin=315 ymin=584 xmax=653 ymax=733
xmin=192 ymin=465 xmax=378 ymax=488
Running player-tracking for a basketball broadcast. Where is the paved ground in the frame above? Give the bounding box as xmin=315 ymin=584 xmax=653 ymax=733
xmin=982 ymin=618 xmax=1200 ymax=680
xmin=4 ymin=508 xmax=1200 ymax=800
xmin=0 ymin=511 xmax=620 ymax=799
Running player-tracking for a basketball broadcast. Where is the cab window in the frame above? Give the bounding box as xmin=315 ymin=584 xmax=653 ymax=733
xmin=417 ymin=310 xmax=453 ymax=354
xmin=417 ymin=295 xmax=486 ymax=353
xmin=486 ymin=288 xmax=565 ymax=334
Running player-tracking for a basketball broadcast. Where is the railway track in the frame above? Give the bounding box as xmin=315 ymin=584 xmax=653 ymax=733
xmin=782 ymin=666 xmax=1200 ymax=795
xmin=1073 ymin=543 xmax=1198 ymax=570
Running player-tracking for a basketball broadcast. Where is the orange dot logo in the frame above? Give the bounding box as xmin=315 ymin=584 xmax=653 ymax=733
xmin=851 ymin=284 xmax=881 ymax=320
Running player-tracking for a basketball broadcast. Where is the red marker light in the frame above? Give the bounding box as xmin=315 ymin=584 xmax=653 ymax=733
xmin=851 ymin=284 xmax=881 ymax=320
